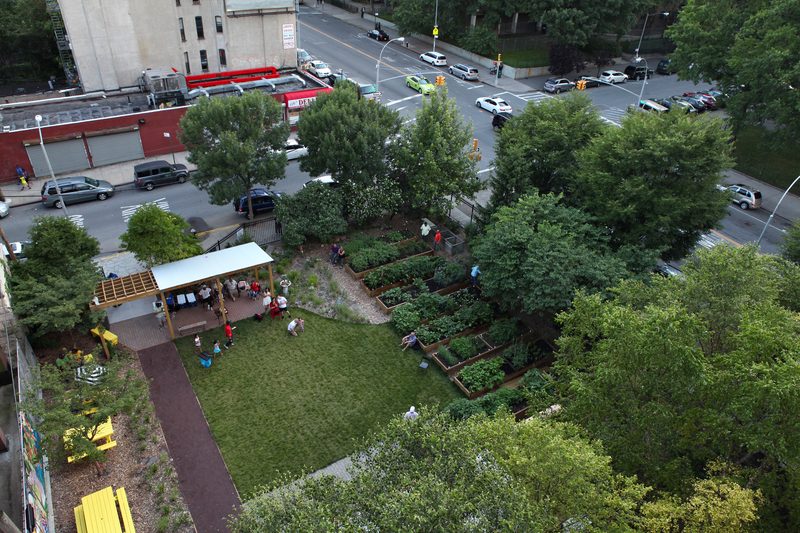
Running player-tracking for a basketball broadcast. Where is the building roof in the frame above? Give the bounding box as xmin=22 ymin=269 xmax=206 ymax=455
xmin=150 ymin=242 xmax=273 ymax=291
xmin=226 ymin=0 xmax=294 ymax=12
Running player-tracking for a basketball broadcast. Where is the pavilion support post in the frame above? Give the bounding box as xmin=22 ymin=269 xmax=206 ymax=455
xmin=268 ymin=263 xmax=275 ymax=296
xmin=215 ymin=278 xmax=228 ymax=324
xmin=254 ymin=267 xmax=259 ymax=283
xmin=160 ymin=291 xmax=175 ymax=340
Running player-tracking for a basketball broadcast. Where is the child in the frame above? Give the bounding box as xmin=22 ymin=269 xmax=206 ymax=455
xmin=224 ymin=321 xmax=235 ymax=348
xmin=194 ymin=334 xmax=202 ymax=354
xmin=213 ymin=339 xmax=222 ymax=357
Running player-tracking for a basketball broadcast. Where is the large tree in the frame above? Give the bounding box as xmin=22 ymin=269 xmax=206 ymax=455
xmin=555 ymin=245 xmax=800 ymax=530
xmin=180 ymin=90 xmax=289 ymax=219
xmin=297 ymin=84 xmax=401 ymax=185
xmin=274 ymin=182 xmax=347 ymax=249
xmin=571 ymin=111 xmax=732 ymax=260
xmin=0 ymin=0 xmax=60 ymax=82
xmin=667 ymin=0 xmax=800 ymax=137
xmin=488 ymin=94 xmax=604 ymax=213
xmin=119 ymin=204 xmax=202 ymax=267
xmin=473 ymin=193 xmax=635 ymax=315
xmin=390 ymin=87 xmax=479 ymax=216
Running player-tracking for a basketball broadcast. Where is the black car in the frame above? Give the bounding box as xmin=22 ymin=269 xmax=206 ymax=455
xmin=367 ymin=29 xmax=389 ymax=41
xmin=233 ymin=188 xmax=282 ymax=218
xmin=651 ymin=97 xmax=673 ymax=110
xmin=492 ymin=112 xmax=513 ymax=130
xmin=656 ymin=58 xmax=676 ymax=75
xmin=574 ymin=75 xmax=601 ymax=88
xmin=623 ymin=64 xmax=653 ymax=80
xmin=680 ymin=95 xmax=707 ymax=112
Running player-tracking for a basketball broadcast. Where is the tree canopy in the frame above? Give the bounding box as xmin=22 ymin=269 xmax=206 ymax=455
xmin=554 ymin=245 xmax=800 ymax=530
xmin=179 ymin=91 xmax=289 ymax=219
xmin=0 ymin=0 xmax=60 ymax=82
xmin=473 ymin=193 xmax=632 ymax=315
xmin=274 ymin=182 xmax=347 ymax=248
xmin=119 ymin=204 xmax=203 ymax=268
xmin=782 ymin=220 xmax=800 ymax=264
xmin=390 ymin=87 xmax=479 ymax=216
xmin=488 ymin=94 xmax=605 ymax=213
xmin=668 ymin=0 xmax=800 ymax=137
xmin=571 ymin=111 xmax=732 ymax=260
xmin=297 ymin=84 xmax=401 ymax=185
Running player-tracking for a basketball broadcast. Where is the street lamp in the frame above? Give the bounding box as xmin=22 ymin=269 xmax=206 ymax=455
xmin=756 ymin=174 xmax=800 ymax=247
xmin=432 ymin=0 xmax=439 ymax=52
xmin=634 ymin=56 xmax=649 ymax=110
xmin=635 ymin=12 xmax=669 ymax=59
xmin=34 ymin=114 xmax=70 ymax=217
xmin=376 ymin=37 xmax=405 ymax=92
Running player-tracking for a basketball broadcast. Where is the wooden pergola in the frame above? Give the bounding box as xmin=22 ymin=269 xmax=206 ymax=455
xmin=92 ymin=271 xmax=159 ymax=308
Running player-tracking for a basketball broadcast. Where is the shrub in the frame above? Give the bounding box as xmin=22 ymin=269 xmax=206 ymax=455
xmin=487 ymin=318 xmax=522 ymax=346
xmin=432 ymin=261 xmax=465 ymax=288
xmin=446 ymin=398 xmax=484 ymax=420
xmin=349 ymin=241 xmax=400 ymax=272
xmin=448 ymin=336 xmax=480 ymax=361
xmin=459 ymin=357 xmax=505 ymax=392
xmin=345 ymin=233 xmax=379 ymax=256
xmin=275 ymin=183 xmax=347 ymax=248
xmin=381 ymin=230 xmax=405 ymax=243
xmin=437 ymin=345 xmax=459 ymax=367
xmin=412 ymin=292 xmax=450 ymax=320
xmin=391 ymin=305 xmax=421 ymax=333
xmin=380 ymin=287 xmax=412 ymax=307
xmin=363 ymin=256 xmax=445 ymax=290
xmin=478 ymin=388 xmax=524 ymax=415
xmin=396 ymin=239 xmax=430 ymax=257
xmin=415 ymin=326 xmax=438 ymax=345
xmin=520 ymin=368 xmax=550 ymax=392
xmin=502 ymin=342 xmax=532 ymax=371
xmin=454 ymin=301 xmax=493 ymax=328
xmin=458 ymin=24 xmax=498 ymax=56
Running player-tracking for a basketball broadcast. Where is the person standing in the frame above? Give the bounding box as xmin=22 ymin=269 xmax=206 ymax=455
xmin=213 ymin=339 xmax=222 ymax=357
xmin=19 ymin=173 xmax=30 ymax=190
xmin=262 ymin=291 xmax=273 ymax=314
xmin=237 ymin=279 xmax=248 ymax=298
xmin=276 ymin=294 xmax=290 ymax=318
xmin=224 ymin=321 xmax=235 ymax=348
xmin=330 ymin=242 xmax=340 ymax=264
xmin=404 ymin=406 xmax=419 ymax=420
xmin=336 ymin=245 xmax=346 ymax=267
xmin=199 ymin=284 xmax=212 ymax=309
xmin=224 ymin=278 xmax=237 ymax=302
xmin=433 ymin=230 xmax=442 ymax=251
xmin=194 ymin=334 xmax=202 ymax=354
xmin=250 ymin=280 xmax=261 ymax=300
xmin=471 ymin=264 xmax=481 ymax=287
xmin=280 ymin=276 xmax=292 ymax=296
xmin=420 ymin=221 xmax=431 ymax=240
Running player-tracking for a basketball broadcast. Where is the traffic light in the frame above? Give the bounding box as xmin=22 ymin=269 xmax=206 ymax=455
xmin=435 ymin=75 xmax=446 ymax=86
xmin=576 ymin=80 xmax=586 ymax=90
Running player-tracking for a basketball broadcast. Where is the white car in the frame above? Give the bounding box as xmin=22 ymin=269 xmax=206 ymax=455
xmin=475 ymin=97 xmax=512 ymax=115
xmin=283 ymin=139 xmax=308 ymax=161
xmin=1 ymin=241 xmax=27 ymax=260
xmin=0 ymin=201 xmax=9 ymax=218
xmin=599 ymin=70 xmax=627 ymax=84
xmin=419 ymin=51 xmax=447 ymax=66
xmin=303 ymin=175 xmax=340 ymax=188
xmin=307 ymin=60 xmax=332 ymax=79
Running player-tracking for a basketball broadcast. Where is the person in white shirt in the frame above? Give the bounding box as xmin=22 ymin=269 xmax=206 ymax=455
xmin=199 ymin=285 xmax=212 ymax=309
xmin=287 ymin=318 xmax=305 ymax=336
xmin=262 ymin=291 xmax=272 ymax=313
xmin=404 ymin=406 xmax=419 ymax=420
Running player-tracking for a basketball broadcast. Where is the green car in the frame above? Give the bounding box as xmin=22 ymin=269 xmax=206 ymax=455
xmin=405 ymin=75 xmax=435 ymax=95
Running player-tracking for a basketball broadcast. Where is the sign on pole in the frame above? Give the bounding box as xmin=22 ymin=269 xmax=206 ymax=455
xmin=282 ymin=23 xmax=296 ymax=49
xmin=432 ymin=26 xmax=439 ymax=37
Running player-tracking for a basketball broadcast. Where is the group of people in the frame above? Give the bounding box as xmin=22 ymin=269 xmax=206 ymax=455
xmin=196 ymin=321 xmax=236 ymax=368
xmin=262 ymin=289 xmax=291 ymax=320
xmin=329 ymin=242 xmax=346 ymax=266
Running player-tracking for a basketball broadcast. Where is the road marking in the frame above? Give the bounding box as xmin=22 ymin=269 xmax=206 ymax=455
xmin=403 ymin=118 xmax=416 ymax=125
xmin=492 ymin=91 xmax=511 ymax=98
xmin=729 ymin=207 xmax=787 ymax=233
xmin=121 ymin=198 xmax=169 ymax=223
xmin=68 ymin=214 xmax=84 ymax=227
xmin=511 ymin=91 xmax=552 ymax=104
xmin=395 ymin=106 xmax=407 ymax=112
xmin=477 ymin=167 xmax=495 ymax=174
xmin=387 ymin=94 xmax=422 ymax=106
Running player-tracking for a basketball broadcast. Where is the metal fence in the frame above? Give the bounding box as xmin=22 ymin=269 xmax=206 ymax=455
xmin=205 ymin=216 xmax=283 ymax=253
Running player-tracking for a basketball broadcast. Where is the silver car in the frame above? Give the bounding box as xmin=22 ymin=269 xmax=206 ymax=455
xmin=41 ymin=176 xmax=115 ymax=208
xmin=543 ymin=77 xmax=575 ymax=94
xmin=448 ymin=63 xmax=479 ymax=80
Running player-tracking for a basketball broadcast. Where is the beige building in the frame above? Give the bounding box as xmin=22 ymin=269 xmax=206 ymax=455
xmin=58 ymin=0 xmax=298 ymax=92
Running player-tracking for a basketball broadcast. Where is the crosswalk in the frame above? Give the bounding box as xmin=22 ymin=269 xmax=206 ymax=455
xmin=512 ymin=91 xmax=553 ymax=104
xmin=68 ymin=214 xmax=84 ymax=228
xmin=599 ymin=107 xmax=627 ymax=127
xmin=121 ymin=198 xmax=170 ymax=223
xmin=508 ymin=90 xmax=626 ymax=127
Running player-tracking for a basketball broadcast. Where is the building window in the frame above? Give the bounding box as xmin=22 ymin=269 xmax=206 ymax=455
xmin=195 ymin=16 xmax=204 ymax=39
xmin=218 ymin=48 xmax=227 ymax=67
xmin=200 ymin=50 xmax=208 ymax=72
xmin=184 ymin=51 xmax=191 ymax=74
xmin=193 ymin=0 xmax=200 ymax=4
xmin=215 ymin=15 xmax=223 ymax=33
xmin=175 ymin=0 xmax=180 ymax=5
xmin=178 ymin=18 xmax=185 ymax=42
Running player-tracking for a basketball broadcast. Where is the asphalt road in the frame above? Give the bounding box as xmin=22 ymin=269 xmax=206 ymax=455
xmin=1 ymin=7 xmax=790 ymax=256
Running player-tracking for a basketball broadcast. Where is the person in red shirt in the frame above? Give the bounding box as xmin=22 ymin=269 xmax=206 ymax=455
xmin=249 ymin=280 xmax=261 ymax=300
xmin=433 ymin=230 xmax=442 ymax=251
xmin=224 ymin=321 xmax=235 ymax=348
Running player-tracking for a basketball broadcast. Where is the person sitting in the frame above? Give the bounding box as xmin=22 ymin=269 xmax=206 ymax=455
xmin=237 ymin=279 xmax=248 ymax=297
xmin=250 ymin=280 xmax=261 ymax=300
xmin=400 ymin=331 xmax=418 ymax=351
xmin=287 ymin=318 xmax=305 ymax=336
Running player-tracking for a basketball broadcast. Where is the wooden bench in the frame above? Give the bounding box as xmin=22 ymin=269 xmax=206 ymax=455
xmin=74 ymin=504 xmax=88 ymax=533
xmin=177 ymin=321 xmax=207 ymax=335
xmin=116 ymin=487 xmax=136 ymax=533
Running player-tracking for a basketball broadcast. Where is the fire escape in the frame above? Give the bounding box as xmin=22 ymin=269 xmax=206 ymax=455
xmin=45 ymin=0 xmax=79 ymax=87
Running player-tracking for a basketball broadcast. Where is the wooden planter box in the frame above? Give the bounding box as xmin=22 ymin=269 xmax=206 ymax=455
xmin=453 ymin=351 xmax=555 ymax=400
xmin=375 ymin=279 xmax=470 ymax=314
xmin=345 ymin=246 xmax=434 ymax=280
xmin=432 ymin=331 xmax=535 ymax=376
xmin=418 ymin=325 xmax=483 ymax=354
xmin=513 ymin=403 xmax=530 ymax=421
xmin=361 ymin=279 xmax=405 ymax=298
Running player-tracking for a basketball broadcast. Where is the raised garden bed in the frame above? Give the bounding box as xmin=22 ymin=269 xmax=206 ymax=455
xmin=345 ymin=238 xmax=432 ymax=279
xmin=359 ymin=256 xmax=450 ymax=297
xmin=432 ymin=318 xmax=529 ymax=375
xmin=452 ymin=339 xmax=555 ymax=399
xmin=376 ymin=279 xmax=470 ymax=313
xmin=433 ymin=330 xmax=535 ymax=376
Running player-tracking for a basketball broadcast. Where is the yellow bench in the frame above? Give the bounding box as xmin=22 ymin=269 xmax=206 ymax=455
xmin=116 ymin=487 xmax=136 ymax=533
xmin=74 ymin=504 xmax=88 ymax=533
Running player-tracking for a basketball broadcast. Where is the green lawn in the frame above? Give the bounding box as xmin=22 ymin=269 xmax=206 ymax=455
xmin=734 ymin=125 xmax=800 ymax=190
xmin=175 ymin=309 xmax=459 ymax=497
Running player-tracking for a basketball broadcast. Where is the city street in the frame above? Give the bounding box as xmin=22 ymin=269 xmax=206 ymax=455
xmin=1 ymin=4 xmax=792 ymax=257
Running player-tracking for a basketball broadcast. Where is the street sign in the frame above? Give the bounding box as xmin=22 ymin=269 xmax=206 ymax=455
xmin=432 ymin=26 xmax=438 ymax=37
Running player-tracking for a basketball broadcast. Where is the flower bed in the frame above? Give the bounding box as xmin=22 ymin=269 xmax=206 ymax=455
xmin=346 ymin=238 xmax=432 ymax=278
xmin=373 ymin=261 xmax=467 ymax=309
xmin=433 ymin=319 xmax=531 ymax=375
xmin=453 ymin=338 xmax=555 ymax=399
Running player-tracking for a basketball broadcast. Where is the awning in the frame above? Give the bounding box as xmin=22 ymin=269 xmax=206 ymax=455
xmin=93 ymin=271 xmax=158 ymax=309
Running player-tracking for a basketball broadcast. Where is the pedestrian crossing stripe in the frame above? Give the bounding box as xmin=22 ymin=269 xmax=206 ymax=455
xmin=68 ymin=214 xmax=84 ymax=228
xmin=121 ymin=198 xmax=170 ymax=223
xmin=511 ymin=91 xmax=553 ymax=103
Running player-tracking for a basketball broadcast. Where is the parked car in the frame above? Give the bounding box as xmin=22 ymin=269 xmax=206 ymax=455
xmin=656 ymin=58 xmax=676 ymax=74
xmin=419 ymin=51 xmax=447 ymax=66
xmin=725 ymin=184 xmax=762 ymax=210
xmin=367 ymin=29 xmax=389 ymax=41
xmin=1 ymin=241 xmax=29 ymax=261
xmin=599 ymin=70 xmax=627 ymax=84
xmin=651 ymin=97 xmax=674 ymax=110
xmin=133 ymin=160 xmax=189 ymax=190
xmin=574 ymin=75 xmax=601 ymax=88
xmin=233 ymin=188 xmax=282 ymax=218
xmin=41 ymin=176 xmax=115 ymax=208
xmin=448 ymin=63 xmax=479 ymax=80
xmin=683 ymin=92 xmax=717 ymax=110
xmin=307 ymin=60 xmax=332 ymax=79
xmin=475 ymin=96 xmax=512 ymax=114
xmin=492 ymin=112 xmax=513 ymax=130
xmin=666 ymin=96 xmax=696 ymax=113
xmin=0 ymin=200 xmax=9 ymax=218
xmin=679 ymin=95 xmax=707 ymax=112
xmin=297 ymin=48 xmax=313 ymax=67
xmin=405 ymin=75 xmax=435 ymax=95
xmin=543 ymin=77 xmax=575 ymax=93
xmin=638 ymin=99 xmax=668 ymax=113
xmin=624 ymin=64 xmax=654 ymax=80
xmin=283 ymin=139 xmax=308 ymax=161
xmin=303 ymin=175 xmax=340 ymax=188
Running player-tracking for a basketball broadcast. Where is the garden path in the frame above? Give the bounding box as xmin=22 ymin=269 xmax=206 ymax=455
xmin=138 ymin=343 xmax=240 ymax=532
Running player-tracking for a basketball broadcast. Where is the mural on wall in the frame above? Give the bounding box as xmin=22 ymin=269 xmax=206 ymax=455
xmin=20 ymin=412 xmax=50 ymax=533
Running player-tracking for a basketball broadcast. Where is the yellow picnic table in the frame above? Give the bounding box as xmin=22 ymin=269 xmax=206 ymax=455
xmin=91 ymin=327 xmax=119 ymax=346
xmin=74 ymin=486 xmax=135 ymax=533
xmin=64 ymin=417 xmax=117 ymax=463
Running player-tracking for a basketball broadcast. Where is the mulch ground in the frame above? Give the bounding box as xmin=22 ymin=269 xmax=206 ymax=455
xmin=138 ymin=343 xmax=240 ymax=532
